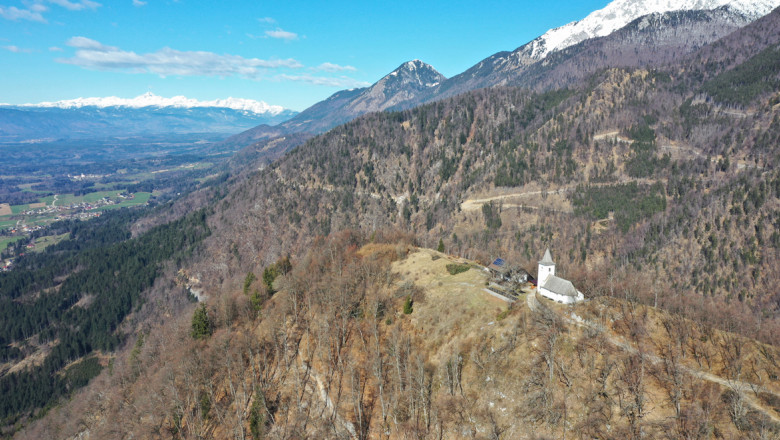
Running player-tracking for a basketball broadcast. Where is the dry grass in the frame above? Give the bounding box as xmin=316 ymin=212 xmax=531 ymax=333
xmin=0 ymin=203 xmax=11 ymax=216
xmin=392 ymin=248 xmax=510 ymax=358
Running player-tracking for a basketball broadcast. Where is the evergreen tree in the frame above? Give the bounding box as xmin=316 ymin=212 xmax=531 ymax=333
xmin=243 ymin=272 xmax=257 ymax=295
xmin=437 ymin=238 xmax=445 ymax=253
xmin=191 ymin=304 xmax=212 ymax=340
xmin=403 ymin=296 xmax=414 ymax=315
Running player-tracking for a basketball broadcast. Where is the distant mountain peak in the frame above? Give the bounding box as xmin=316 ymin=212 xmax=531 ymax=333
xmin=12 ymin=93 xmax=289 ymax=116
xmin=383 ymin=60 xmax=445 ymax=88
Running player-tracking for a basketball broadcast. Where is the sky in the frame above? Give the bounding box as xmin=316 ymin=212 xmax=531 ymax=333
xmin=0 ymin=0 xmax=610 ymax=111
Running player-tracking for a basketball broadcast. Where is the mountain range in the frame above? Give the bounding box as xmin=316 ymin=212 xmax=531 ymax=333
xmin=0 ymin=93 xmax=297 ymax=142
xmin=6 ymin=1 xmax=780 ymax=437
xmin=226 ymin=0 xmax=780 ymax=160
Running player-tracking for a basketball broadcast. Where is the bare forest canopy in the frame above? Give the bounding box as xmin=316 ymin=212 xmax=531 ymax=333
xmin=6 ymin=6 xmax=780 ymax=439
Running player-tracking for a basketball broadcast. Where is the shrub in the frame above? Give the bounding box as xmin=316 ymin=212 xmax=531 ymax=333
xmin=403 ymin=296 xmax=414 ymax=314
xmin=446 ymin=263 xmax=470 ymax=275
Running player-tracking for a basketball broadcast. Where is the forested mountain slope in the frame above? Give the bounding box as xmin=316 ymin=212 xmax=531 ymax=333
xmin=21 ymin=236 xmax=780 ymax=438
xmin=201 ymin=48 xmax=780 ymax=331
xmin=8 ymin=4 xmax=780 ymax=439
xmin=224 ymin=6 xmax=780 ymax=168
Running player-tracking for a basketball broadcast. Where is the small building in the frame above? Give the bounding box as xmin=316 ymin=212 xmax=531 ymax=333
xmin=489 ymin=258 xmax=531 ymax=284
xmin=537 ymin=248 xmax=584 ymax=304
xmin=488 ymin=258 xmax=509 ymax=279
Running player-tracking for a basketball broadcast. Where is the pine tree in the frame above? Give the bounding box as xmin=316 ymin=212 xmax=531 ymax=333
xmin=403 ymin=296 xmax=414 ymax=315
xmin=191 ymin=304 xmax=212 ymax=340
xmin=243 ymin=272 xmax=256 ymax=295
xmin=437 ymin=238 xmax=445 ymax=253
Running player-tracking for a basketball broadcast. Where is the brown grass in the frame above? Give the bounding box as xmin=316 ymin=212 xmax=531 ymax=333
xmin=0 ymin=203 xmax=11 ymax=216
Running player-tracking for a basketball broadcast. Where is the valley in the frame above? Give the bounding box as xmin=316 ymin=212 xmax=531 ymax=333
xmin=2 ymin=0 xmax=780 ymax=438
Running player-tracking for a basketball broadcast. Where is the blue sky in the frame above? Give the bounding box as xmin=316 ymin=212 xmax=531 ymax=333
xmin=0 ymin=0 xmax=609 ymax=111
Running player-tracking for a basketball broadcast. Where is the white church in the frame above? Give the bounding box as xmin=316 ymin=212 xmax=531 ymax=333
xmin=537 ymin=248 xmax=584 ymax=304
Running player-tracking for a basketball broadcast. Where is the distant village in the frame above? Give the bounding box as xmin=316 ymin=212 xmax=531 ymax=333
xmin=18 ymin=193 xmax=134 ymax=218
xmin=0 ymin=194 xmax=139 ymax=271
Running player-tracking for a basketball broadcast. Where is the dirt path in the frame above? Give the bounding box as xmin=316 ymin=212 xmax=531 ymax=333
xmin=592 ymin=130 xmax=625 ymax=141
xmin=526 ymin=290 xmax=540 ymax=313
xmin=460 ymin=188 xmax=571 ymax=212
xmin=51 ymin=194 xmax=58 ymax=207
xmin=565 ymin=309 xmax=780 ymax=424
xmin=520 ymin=292 xmax=780 ymax=423
xmin=460 ymin=179 xmax=660 ymax=212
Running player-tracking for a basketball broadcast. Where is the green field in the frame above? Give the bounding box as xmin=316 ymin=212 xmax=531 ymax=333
xmin=30 ymin=233 xmax=69 ymax=253
xmin=39 ymin=190 xmax=123 ymax=207
xmin=1 ymin=190 xmax=151 ymax=232
xmin=10 ymin=204 xmax=30 ymax=214
xmin=0 ymin=220 xmax=18 ymax=229
xmin=95 ymin=192 xmax=151 ymax=211
xmin=17 ymin=183 xmax=53 ymax=194
xmin=0 ymin=236 xmax=25 ymax=252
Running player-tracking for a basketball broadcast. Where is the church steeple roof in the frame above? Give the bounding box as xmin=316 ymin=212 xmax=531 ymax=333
xmin=539 ymin=248 xmax=555 ymax=265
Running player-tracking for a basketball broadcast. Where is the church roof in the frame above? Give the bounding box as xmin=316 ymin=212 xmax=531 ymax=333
xmin=543 ymin=275 xmax=578 ymax=298
xmin=539 ymin=248 xmax=555 ymax=265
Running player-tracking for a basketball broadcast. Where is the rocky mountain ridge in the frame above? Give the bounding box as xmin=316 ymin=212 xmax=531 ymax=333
xmin=227 ymin=2 xmax=780 ymax=165
xmin=221 ymin=60 xmax=445 ymax=152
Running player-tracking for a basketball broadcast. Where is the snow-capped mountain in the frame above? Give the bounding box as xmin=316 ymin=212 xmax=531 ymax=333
xmin=426 ymin=0 xmax=780 ymax=101
xmin=16 ymin=92 xmax=288 ymax=116
xmin=0 ymin=93 xmax=297 ymax=142
xmin=523 ymin=0 xmax=780 ymax=60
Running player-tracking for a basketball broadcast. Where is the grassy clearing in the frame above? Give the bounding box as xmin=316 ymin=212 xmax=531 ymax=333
xmin=0 ymin=220 xmax=18 ymax=229
xmin=10 ymin=204 xmax=30 ymax=214
xmin=30 ymin=233 xmax=69 ymax=253
xmin=0 ymin=236 xmax=25 ymax=252
xmin=52 ymin=191 xmax=119 ymax=206
xmin=392 ymin=249 xmax=510 ymax=356
xmin=95 ymin=192 xmax=151 ymax=211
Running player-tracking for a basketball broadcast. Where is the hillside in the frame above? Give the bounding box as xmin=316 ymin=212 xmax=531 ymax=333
xmin=21 ymin=239 xmax=780 ymax=438
xmin=5 ymin=3 xmax=780 ymax=439
xmin=198 ymin=52 xmax=780 ymax=329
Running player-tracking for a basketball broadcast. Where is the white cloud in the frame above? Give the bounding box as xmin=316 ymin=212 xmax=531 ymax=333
xmin=49 ymin=46 xmax=63 ymax=51
xmin=59 ymin=36 xmax=303 ymax=77
xmin=132 ymin=0 xmax=146 ymax=6
xmin=3 ymin=45 xmax=33 ymax=53
xmin=265 ymin=28 xmax=298 ymax=41
xmin=257 ymin=17 xmax=275 ymax=23
xmin=0 ymin=0 xmax=99 ymax=22
xmin=0 ymin=6 xmax=47 ymax=22
xmin=316 ymin=62 xmax=356 ymax=72
xmin=275 ymin=74 xmax=370 ymax=88
xmin=66 ymin=35 xmax=109 ymax=50
xmin=48 ymin=0 xmax=100 ymax=10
